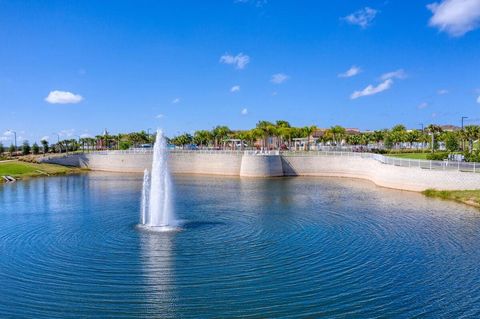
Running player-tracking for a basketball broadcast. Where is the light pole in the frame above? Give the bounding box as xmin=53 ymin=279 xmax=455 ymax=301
xmin=52 ymin=133 xmax=61 ymax=153
xmin=461 ymin=116 xmax=468 ymax=151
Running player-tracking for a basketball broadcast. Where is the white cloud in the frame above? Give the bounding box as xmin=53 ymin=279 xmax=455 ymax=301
xmin=418 ymin=102 xmax=429 ymax=109
xmin=241 ymin=108 xmax=248 ymax=115
xmin=271 ymin=73 xmax=289 ymax=84
xmin=41 ymin=136 xmax=49 ymax=141
xmin=381 ymin=69 xmax=407 ymax=80
xmin=351 ymin=79 xmax=393 ymax=99
xmin=172 ymin=98 xmax=180 ymax=104
xmin=438 ymin=89 xmax=449 ymax=95
xmin=220 ymin=53 xmax=250 ymax=70
xmin=3 ymin=131 xmax=13 ymax=136
xmin=80 ymin=133 xmax=91 ymax=138
xmin=156 ymin=114 xmax=164 ymax=119
xmin=343 ymin=7 xmax=378 ymax=28
xmin=477 ymin=95 xmax=480 ymax=104
xmin=427 ymin=0 xmax=480 ymax=36
xmin=230 ymin=85 xmax=241 ymax=93
xmin=338 ymin=66 xmax=361 ymax=78
xmin=45 ymin=90 xmax=83 ymax=104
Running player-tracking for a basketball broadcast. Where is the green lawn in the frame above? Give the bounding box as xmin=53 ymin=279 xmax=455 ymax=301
xmin=0 ymin=161 xmax=83 ymax=181
xmin=423 ymin=189 xmax=480 ymax=208
xmin=386 ymin=153 xmax=430 ymax=160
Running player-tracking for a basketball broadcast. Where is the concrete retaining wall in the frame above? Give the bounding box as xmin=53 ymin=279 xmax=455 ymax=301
xmin=240 ymin=155 xmax=284 ymax=177
xmin=41 ymin=152 xmax=480 ymax=191
xmin=282 ymin=155 xmax=480 ymax=191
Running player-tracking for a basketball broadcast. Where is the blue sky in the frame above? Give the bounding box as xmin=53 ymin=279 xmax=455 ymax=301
xmin=1 ymin=0 xmax=480 ymax=143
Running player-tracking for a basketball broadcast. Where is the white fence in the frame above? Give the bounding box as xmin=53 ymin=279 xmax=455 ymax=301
xmin=281 ymin=151 xmax=479 ymax=173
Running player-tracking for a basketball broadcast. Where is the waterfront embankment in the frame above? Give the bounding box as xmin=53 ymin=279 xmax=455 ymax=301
xmin=39 ymin=150 xmax=480 ymax=193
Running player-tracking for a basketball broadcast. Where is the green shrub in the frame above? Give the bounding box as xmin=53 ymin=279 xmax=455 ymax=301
xmin=426 ymin=152 xmax=448 ymax=160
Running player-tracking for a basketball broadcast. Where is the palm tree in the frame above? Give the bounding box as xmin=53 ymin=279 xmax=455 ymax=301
xmin=426 ymin=124 xmax=442 ymax=153
xmin=328 ymin=125 xmax=346 ymax=146
xmin=211 ymin=125 xmax=231 ymax=149
xmin=41 ymin=139 xmax=49 ymax=154
xmin=463 ymin=125 xmax=480 ymax=152
xmin=301 ymin=125 xmax=317 ymax=150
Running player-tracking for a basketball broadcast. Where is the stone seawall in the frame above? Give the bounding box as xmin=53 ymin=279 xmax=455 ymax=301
xmin=41 ymin=152 xmax=480 ymax=191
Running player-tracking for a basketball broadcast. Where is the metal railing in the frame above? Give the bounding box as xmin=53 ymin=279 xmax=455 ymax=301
xmin=280 ymin=151 xmax=479 ymax=173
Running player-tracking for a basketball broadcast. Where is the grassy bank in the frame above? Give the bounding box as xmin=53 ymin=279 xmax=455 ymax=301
xmin=423 ymin=189 xmax=480 ymax=208
xmin=386 ymin=153 xmax=429 ymax=160
xmin=0 ymin=160 xmax=84 ymax=182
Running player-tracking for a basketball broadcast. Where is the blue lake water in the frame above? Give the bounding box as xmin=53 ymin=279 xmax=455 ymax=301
xmin=1 ymin=173 xmax=480 ymax=318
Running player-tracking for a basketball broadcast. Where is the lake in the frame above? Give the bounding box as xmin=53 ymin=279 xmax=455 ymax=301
xmin=1 ymin=173 xmax=480 ymax=318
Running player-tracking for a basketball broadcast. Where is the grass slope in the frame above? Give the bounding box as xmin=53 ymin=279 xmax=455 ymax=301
xmin=423 ymin=189 xmax=480 ymax=208
xmin=386 ymin=153 xmax=430 ymax=160
xmin=0 ymin=161 xmax=83 ymax=181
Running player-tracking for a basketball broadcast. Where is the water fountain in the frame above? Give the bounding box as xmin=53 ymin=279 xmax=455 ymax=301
xmin=140 ymin=129 xmax=177 ymax=230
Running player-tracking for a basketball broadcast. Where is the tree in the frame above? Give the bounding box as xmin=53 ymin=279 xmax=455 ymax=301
xmin=22 ymin=141 xmax=31 ymax=155
xmin=328 ymin=125 xmax=346 ymax=145
xmin=426 ymin=124 xmax=442 ymax=153
xmin=41 ymin=139 xmax=49 ymax=154
xmin=444 ymin=132 xmax=460 ymax=152
xmin=9 ymin=144 xmax=15 ymax=155
xmin=32 ymin=142 xmax=40 ymax=155
xmin=193 ymin=130 xmax=213 ymax=148
xmin=0 ymin=143 xmax=4 ymax=156
xmin=463 ymin=125 xmax=480 ymax=152
xmin=211 ymin=125 xmax=231 ymax=148
xmin=302 ymin=125 xmax=317 ymax=150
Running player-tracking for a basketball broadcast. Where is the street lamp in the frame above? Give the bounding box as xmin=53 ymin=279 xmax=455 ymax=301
xmin=52 ymin=133 xmax=61 ymax=153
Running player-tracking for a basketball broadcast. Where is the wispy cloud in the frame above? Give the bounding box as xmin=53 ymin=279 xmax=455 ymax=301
xmin=41 ymin=135 xmax=49 ymax=141
xmin=338 ymin=66 xmax=361 ymax=78
xmin=438 ymin=89 xmax=449 ymax=95
xmin=343 ymin=7 xmax=378 ymax=28
xmin=59 ymin=129 xmax=75 ymax=137
xmin=477 ymin=95 xmax=480 ymax=104
xmin=418 ymin=102 xmax=429 ymax=109
xmin=230 ymin=85 xmax=240 ymax=93
xmin=427 ymin=0 xmax=480 ymax=37
xmin=172 ymin=98 xmax=181 ymax=104
xmin=271 ymin=73 xmax=289 ymax=84
xmin=156 ymin=114 xmax=164 ymax=119
xmin=381 ymin=69 xmax=407 ymax=80
xmin=45 ymin=90 xmax=83 ymax=104
xmin=241 ymin=108 xmax=248 ymax=115
xmin=234 ymin=0 xmax=267 ymax=7
xmin=351 ymin=79 xmax=393 ymax=99
xmin=80 ymin=133 xmax=91 ymax=138
xmin=220 ymin=53 xmax=250 ymax=70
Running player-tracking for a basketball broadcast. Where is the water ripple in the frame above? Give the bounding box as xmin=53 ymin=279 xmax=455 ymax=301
xmin=1 ymin=174 xmax=480 ymax=318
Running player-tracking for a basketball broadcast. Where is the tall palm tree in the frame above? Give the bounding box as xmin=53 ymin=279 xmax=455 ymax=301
xmin=426 ymin=124 xmax=442 ymax=153
xmin=463 ymin=125 xmax=480 ymax=152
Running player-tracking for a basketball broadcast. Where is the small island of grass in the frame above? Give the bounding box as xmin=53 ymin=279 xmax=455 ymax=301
xmin=423 ymin=189 xmax=480 ymax=209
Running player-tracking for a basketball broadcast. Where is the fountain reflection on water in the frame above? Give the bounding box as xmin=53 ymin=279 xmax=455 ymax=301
xmin=140 ymin=129 xmax=178 ymax=231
